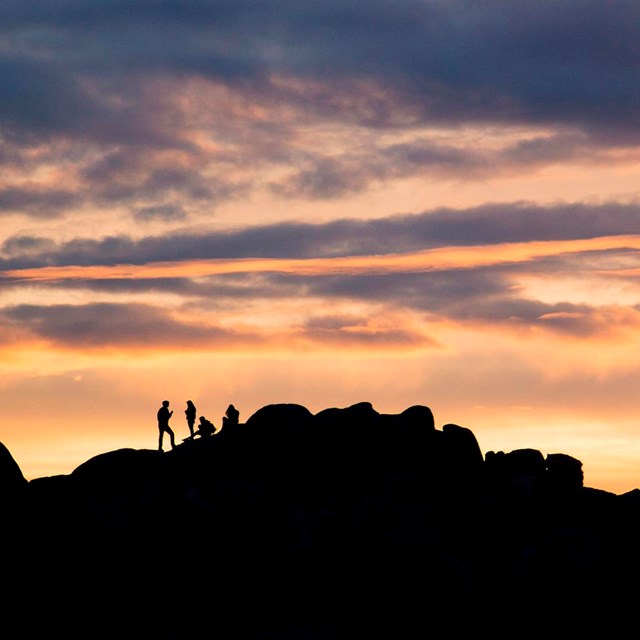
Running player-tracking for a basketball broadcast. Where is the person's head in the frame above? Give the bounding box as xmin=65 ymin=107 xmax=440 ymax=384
xmin=162 ymin=400 xmax=170 ymax=408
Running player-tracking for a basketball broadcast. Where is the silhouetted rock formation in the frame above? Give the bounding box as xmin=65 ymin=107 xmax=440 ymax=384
xmin=1 ymin=402 xmax=638 ymax=637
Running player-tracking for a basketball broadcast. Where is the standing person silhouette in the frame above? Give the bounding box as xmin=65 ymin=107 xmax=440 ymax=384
xmin=185 ymin=400 xmax=197 ymax=440
xmin=157 ymin=400 xmax=176 ymax=451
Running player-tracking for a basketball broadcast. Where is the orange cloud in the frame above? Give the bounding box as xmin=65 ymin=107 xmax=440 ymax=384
xmin=6 ymin=234 xmax=640 ymax=283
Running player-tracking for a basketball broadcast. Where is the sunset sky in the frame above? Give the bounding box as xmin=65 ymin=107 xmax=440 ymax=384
xmin=3 ymin=1 xmax=640 ymax=493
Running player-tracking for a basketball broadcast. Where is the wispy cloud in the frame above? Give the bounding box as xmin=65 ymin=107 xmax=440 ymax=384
xmin=2 ymin=302 xmax=263 ymax=349
xmin=0 ymin=1 xmax=639 ymax=222
xmin=5 ymin=201 xmax=640 ymax=269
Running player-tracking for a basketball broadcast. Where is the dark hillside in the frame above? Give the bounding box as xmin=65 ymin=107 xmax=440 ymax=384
xmin=1 ymin=402 xmax=639 ymax=637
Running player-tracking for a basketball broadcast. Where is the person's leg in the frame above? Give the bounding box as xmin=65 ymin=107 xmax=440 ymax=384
xmin=168 ymin=427 xmax=176 ymax=448
xmin=159 ymin=428 xmax=164 ymax=451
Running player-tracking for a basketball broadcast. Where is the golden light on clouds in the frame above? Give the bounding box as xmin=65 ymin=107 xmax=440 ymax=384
xmin=6 ymin=2 xmax=640 ymax=496
xmin=7 ymin=234 xmax=640 ymax=283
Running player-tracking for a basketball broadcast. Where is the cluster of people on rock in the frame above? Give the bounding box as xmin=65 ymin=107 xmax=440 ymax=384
xmin=156 ymin=399 xmax=240 ymax=452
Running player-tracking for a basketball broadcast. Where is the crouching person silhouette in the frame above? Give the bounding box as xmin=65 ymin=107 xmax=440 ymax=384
xmin=194 ymin=416 xmax=216 ymax=438
xmin=157 ymin=400 xmax=176 ymax=451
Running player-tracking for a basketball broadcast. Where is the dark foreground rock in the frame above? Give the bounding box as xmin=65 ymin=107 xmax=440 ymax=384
xmin=1 ymin=402 xmax=639 ymax=637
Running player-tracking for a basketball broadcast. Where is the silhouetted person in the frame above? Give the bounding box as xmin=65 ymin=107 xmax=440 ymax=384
xmin=185 ymin=400 xmax=197 ymax=439
xmin=222 ymin=404 xmax=240 ymax=429
xmin=157 ymin=400 xmax=176 ymax=451
xmin=193 ymin=415 xmax=216 ymax=438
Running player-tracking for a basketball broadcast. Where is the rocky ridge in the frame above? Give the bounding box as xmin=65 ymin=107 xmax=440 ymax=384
xmin=1 ymin=401 xmax=639 ymax=637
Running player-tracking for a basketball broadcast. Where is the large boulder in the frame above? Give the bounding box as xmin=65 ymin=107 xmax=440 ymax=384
xmin=0 ymin=441 xmax=27 ymax=502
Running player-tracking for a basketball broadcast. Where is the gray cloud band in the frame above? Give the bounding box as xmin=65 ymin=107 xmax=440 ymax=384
xmin=3 ymin=201 xmax=640 ymax=268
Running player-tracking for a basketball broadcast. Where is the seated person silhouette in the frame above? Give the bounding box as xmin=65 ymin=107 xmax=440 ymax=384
xmin=193 ymin=415 xmax=216 ymax=438
xmin=222 ymin=404 xmax=240 ymax=429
